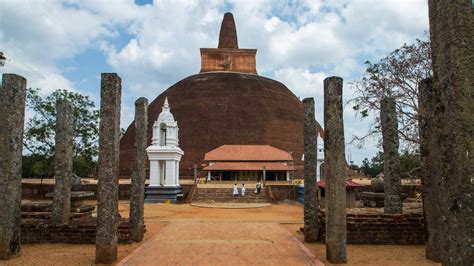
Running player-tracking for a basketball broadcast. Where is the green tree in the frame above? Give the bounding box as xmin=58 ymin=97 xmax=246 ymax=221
xmin=73 ymin=156 xmax=97 ymax=177
xmin=399 ymin=150 xmax=420 ymax=179
xmin=358 ymin=150 xmax=420 ymax=179
xmin=349 ymin=38 xmax=432 ymax=150
xmin=359 ymin=151 xmax=384 ymax=177
xmin=359 ymin=158 xmax=372 ymax=176
xmin=22 ymin=155 xmax=52 ymax=178
xmin=23 ymin=88 xmax=99 ymax=177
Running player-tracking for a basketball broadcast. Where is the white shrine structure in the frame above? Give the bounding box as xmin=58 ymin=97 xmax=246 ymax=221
xmin=145 ymin=98 xmax=184 ymax=203
xmin=301 ymin=133 xmax=325 ymax=181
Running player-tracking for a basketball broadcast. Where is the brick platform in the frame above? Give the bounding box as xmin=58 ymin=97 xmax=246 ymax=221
xmin=21 ymin=181 xmax=195 ymax=202
xmin=318 ymin=207 xmax=425 ymax=245
xmin=21 ymin=217 xmax=143 ymax=244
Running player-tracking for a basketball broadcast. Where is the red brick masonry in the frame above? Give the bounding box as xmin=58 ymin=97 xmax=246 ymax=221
xmin=21 ymin=217 xmax=141 ymax=244
xmin=318 ymin=209 xmax=424 ymax=245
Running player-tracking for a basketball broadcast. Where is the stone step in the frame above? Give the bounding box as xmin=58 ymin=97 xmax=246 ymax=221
xmin=193 ymin=198 xmax=267 ymax=202
xmin=192 ymin=188 xmax=268 ymax=203
xmin=193 ymin=194 xmax=266 ymax=199
xmin=196 ymin=193 xmax=263 ymax=196
xmin=196 ymin=188 xmax=263 ymax=192
xmin=193 ymin=200 xmax=269 ymax=204
xmin=194 ymin=193 xmax=265 ymax=197
xmin=193 ymin=198 xmax=266 ymax=202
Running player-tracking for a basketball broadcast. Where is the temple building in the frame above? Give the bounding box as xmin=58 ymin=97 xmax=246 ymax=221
xmin=203 ymin=145 xmax=294 ymax=181
xmin=119 ymin=12 xmax=324 ymax=178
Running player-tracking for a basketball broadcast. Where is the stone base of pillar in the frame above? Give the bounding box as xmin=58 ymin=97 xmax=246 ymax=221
xmin=145 ymin=186 xmax=183 ymax=203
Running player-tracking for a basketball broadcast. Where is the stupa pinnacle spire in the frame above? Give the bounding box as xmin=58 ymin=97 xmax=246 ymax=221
xmin=200 ymin=12 xmax=256 ymax=74
xmin=218 ymin=12 xmax=238 ymax=49
xmin=162 ymin=97 xmax=170 ymax=112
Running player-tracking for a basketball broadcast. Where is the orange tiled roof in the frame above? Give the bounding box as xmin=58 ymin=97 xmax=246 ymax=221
xmin=317 ymin=179 xmax=362 ymax=188
xmin=204 ymin=145 xmax=293 ymax=161
xmin=203 ymin=162 xmax=294 ymax=171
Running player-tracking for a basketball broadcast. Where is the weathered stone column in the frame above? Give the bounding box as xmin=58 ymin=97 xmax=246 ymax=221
xmin=95 ymin=73 xmax=121 ymax=264
xmin=0 ymin=74 xmax=27 ymax=260
xmin=129 ymin=97 xmax=148 ymax=242
xmin=323 ymin=76 xmax=347 ymax=263
xmin=380 ymin=97 xmax=402 ymax=214
xmin=428 ymin=1 xmax=473 ymax=264
xmin=262 ymin=166 xmax=266 ymax=187
xmin=52 ymin=100 xmax=74 ymax=226
xmin=418 ymin=77 xmax=442 ymax=262
xmin=302 ymin=97 xmax=320 ymax=243
xmin=193 ymin=164 xmax=197 ymax=185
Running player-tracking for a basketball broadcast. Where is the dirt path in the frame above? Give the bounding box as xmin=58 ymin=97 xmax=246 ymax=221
xmin=2 ymin=202 xmax=439 ymax=266
xmin=118 ymin=222 xmax=323 ymax=265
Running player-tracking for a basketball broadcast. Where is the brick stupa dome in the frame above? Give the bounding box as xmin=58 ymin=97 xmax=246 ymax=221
xmin=119 ymin=13 xmax=323 ymax=177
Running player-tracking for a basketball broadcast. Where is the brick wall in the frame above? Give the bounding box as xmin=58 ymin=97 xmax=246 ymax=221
xmin=21 ymin=217 xmax=140 ymax=244
xmin=179 ymin=184 xmax=196 ymax=203
xmin=22 ymin=182 xmax=196 ymax=203
xmin=22 ymin=182 xmax=132 ymax=200
xmin=318 ymin=210 xmax=425 ymax=245
xmin=200 ymin=48 xmax=257 ymax=74
xmin=355 ymin=184 xmax=422 ymax=200
xmin=267 ymin=185 xmax=297 ymax=201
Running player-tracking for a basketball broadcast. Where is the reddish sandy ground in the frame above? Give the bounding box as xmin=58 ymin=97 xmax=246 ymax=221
xmin=118 ymin=222 xmax=322 ymax=265
xmin=2 ymin=202 xmax=439 ymax=266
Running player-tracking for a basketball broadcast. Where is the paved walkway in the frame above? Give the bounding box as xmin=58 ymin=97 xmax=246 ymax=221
xmin=118 ymin=222 xmax=323 ymax=266
xmin=190 ymin=202 xmax=271 ymax=208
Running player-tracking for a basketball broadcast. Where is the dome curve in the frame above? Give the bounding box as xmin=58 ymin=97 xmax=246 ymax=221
xmin=119 ymin=72 xmax=306 ymax=177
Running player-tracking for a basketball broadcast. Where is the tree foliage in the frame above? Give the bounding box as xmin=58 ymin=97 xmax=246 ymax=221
xmin=360 ymin=152 xmax=384 ymax=178
xmin=349 ymin=38 xmax=432 ymax=150
xmin=359 ymin=150 xmax=420 ymax=179
xmin=23 ymin=88 xmax=99 ymax=177
xmin=399 ymin=150 xmax=420 ymax=179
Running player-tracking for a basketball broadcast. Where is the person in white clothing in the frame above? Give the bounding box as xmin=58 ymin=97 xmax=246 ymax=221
xmin=241 ymin=184 xmax=246 ymax=196
xmin=255 ymin=181 xmax=262 ymax=194
xmin=232 ymin=184 xmax=238 ymax=196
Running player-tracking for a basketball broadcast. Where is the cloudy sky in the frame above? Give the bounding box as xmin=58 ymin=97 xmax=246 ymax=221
xmin=0 ymin=0 xmax=429 ymax=164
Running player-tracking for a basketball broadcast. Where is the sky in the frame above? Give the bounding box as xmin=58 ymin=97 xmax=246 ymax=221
xmin=0 ymin=0 xmax=429 ymax=164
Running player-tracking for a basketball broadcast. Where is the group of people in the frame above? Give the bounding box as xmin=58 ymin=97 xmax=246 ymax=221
xmin=232 ymin=181 xmax=262 ymax=196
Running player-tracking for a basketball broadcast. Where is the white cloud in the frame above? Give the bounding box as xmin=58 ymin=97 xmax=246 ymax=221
xmin=274 ymin=67 xmax=326 ymax=98
xmin=1 ymin=0 xmax=429 ymax=163
xmin=66 ymin=0 xmax=145 ymax=25
xmin=274 ymin=67 xmax=382 ymax=162
xmin=0 ymin=0 xmax=115 ymax=92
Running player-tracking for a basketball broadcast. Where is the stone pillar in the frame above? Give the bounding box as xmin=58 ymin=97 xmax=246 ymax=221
xmin=380 ymin=97 xmax=402 ymax=214
xmin=323 ymin=76 xmax=347 ymax=263
xmin=71 ymin=174 xmax=82 ymax=191
xmin=0 ymin=74 xmax=26 ymax=260
xmin=428 ymin=1 xmax=473 ymax=264
xmin=418 ymin=77 xmax=442 ymax=262
xmin=52 ymin=100 xmax=74 ymax=226
xmin=129 ymin=97 xmax=148 ymax=243
xmin=302 ymin=97 xmax=320 ymax=243
xmin=95 ymin=73 xmax=121 ymax=264
xmin=193 ymin=164 xmax=197 ymax=185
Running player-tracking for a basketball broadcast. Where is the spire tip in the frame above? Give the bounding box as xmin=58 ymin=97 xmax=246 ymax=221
xmin=218 ymin=12 xmax=238 ymax=49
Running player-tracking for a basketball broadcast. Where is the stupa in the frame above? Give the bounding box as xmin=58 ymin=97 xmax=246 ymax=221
xmin=119 ymin=12 xmax=324 ymax=178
